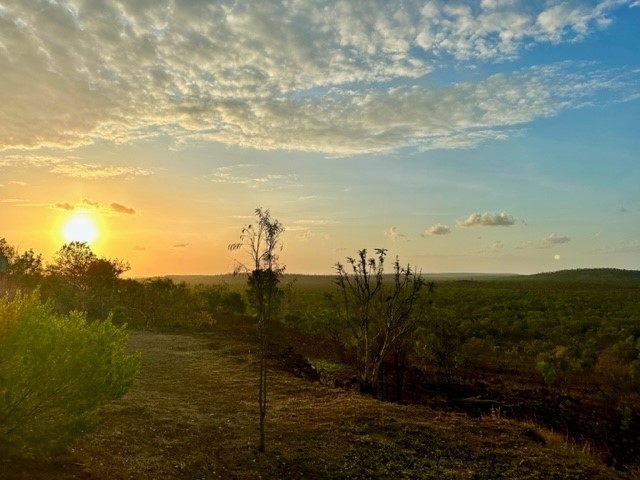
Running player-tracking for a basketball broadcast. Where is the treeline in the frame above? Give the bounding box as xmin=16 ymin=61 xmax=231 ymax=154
xmin=4 ymin=237 xmax=639 ymax=405
xmin=0 ymin=238 xmax=247 ymax=329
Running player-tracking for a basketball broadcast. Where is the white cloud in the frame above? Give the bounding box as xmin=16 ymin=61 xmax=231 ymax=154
xmin=424 ymin=224 xmax=451 ymax=236
xmin=385 ymin=226 xmax=404 ymax=241
xmin=0 ymin=1 xmax=636 ymax=155
xmin=210 ymin=165 xmax=299 ymax=189
xmin=458 ymin=212 xmax=515 ymax=227
xmin=50 ymin=163 xmax=152 ymax=179
xmin=542 ymin=233 xmax=571 ymax=247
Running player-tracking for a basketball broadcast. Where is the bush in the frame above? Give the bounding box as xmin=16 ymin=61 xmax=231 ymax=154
xmin=0 ymin=292 xmax=140 ymax=456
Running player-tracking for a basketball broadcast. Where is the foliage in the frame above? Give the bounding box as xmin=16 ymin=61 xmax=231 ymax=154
xmin=0 ymin=292 xmax=140 ymax=456
xmin=595 ymin=340 xmax=640 ymax=401
xmin=537 ymin=361 xmax=558 ymax=388
xmin=416 ymin=312 xmax=464 ymax=384
xmin=45 ymin=242 xmax=129 ymax=317
xmin=0 ymin=237 xmax=44 ymax=293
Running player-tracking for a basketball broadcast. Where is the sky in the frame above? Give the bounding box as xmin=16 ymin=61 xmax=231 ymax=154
xmin=1 ymin=0 xmax=639 ymax=277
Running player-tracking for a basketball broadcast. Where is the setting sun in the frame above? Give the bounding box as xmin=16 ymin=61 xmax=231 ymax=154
xmin=62 ymin=213 xmax=98 ymax=244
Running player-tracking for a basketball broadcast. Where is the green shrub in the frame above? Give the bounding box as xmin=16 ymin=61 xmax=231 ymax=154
xmin=0 ymin=292 xmax=140 ymax=456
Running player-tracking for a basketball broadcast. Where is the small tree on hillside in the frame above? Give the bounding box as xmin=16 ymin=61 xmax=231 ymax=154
xmin=229 ymin=207 xmax=284 ymax=453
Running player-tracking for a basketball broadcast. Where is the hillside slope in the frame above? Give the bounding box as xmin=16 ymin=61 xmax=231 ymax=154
xmin=4 ymin=319 xmax=635 ymax=479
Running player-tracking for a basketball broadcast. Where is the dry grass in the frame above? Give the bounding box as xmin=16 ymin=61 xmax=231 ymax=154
xmin=3 ymin=326 xmax=635 ymax=479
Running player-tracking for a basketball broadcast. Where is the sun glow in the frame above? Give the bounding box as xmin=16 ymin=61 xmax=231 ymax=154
xmin=62 ymin=212 xmax=98 ymax=244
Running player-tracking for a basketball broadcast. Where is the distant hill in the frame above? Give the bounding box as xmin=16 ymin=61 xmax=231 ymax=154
xmin=153 ymin=269 xmax=638 ymax=286
xmin=526 ymin=268 xmax=640 ymax=282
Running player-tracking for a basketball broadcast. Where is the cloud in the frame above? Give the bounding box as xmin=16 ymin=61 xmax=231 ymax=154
xmin=54 ymin=202 xmax=75 ymax=211
xmin=52 ymin=198 xmax=136 ymax=214
xmin=423 ymin=224 xmax=451 ymax=236
xmin=0 ymin=155 xmax=66 ymax=167
xmin=542 ymin=233 xmax=571 ymax=247
xmin=110 ymin=202 xmax=136 ymax=215
xmin=8 ymin=181 xmax=27 ymax=187
xmin=296 ymin=230 xmax=313 ymax=241
xmin=619 ymin=206 xmax=630 ymax=213
xmin=50 ymin=163 xmax=152 ymax=179
xmin=491 ymin=240 xmax=505 ymax=250
xmin=0 ymin=1 xmax=637 ymax=154
xmin=613 ymin=239 xmax=640 ymax=253
xmin=385 ymin=226 xmax=404 ymax=241
xmin=210 ymin=165 xmax=299 ymax=189
xmin=173 ymin=243 xmax=190 ymax=248
xmin=81 ymin=198 xmax=101 ymax=209
xmin=458 ymin=212 xmax=515 ymax=227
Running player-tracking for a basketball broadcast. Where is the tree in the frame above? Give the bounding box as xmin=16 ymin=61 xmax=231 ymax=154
xmin=334 ymin=249 xmax=428 ymax=395
xmin=0 ymin=238 xmax=44 ymax=293
xmin=0 ymin=291 xmax=140 ymax=456
xmin=229 ymin=207 xmax=284 ymax=453
xmin=373 ymin=258 xmax=429 ymax=397
xmin=46 ymin=242 xmax=128 ymax=315
xmin=334 ymin=249 xmax=386 ymax=388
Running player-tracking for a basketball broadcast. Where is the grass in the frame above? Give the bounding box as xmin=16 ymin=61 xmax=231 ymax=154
xmin=2 ymin=317 xmax=636 ymax=479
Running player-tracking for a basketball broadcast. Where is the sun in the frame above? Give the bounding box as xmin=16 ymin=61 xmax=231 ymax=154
xmin=62 ymin=212 xmax=98 ymax=244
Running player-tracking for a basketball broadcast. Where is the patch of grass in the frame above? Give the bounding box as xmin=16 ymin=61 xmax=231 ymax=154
xmin=309 ymin=358 xmax=350 ymax=374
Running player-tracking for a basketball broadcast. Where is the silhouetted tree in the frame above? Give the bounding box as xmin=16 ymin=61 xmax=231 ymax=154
xmin=46 ymin=242 xmax=128 ymax=314
xmin=0 ymin=238 xmax=44 ymax=293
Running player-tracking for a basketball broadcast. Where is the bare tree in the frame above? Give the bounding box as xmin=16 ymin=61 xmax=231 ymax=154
xmin=372 ymin=258 xmax=430 ymax=395
xmin=335 ymin=249 xmax=386 ymax=387
xmin=229 ymin=207 xmax=284 ymax=453
xmin=334 ymin=249 xmax=429 ymax=396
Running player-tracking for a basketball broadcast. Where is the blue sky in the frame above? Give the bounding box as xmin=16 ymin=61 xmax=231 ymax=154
xmin=1 ymin=0 xmax=638 ymax=276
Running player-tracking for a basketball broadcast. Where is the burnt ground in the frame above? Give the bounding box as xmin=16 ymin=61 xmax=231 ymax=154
xmin=3 ymin=316 xmax=637 ymax=479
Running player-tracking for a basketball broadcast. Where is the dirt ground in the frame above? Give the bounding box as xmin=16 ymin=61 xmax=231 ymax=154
xmin=3 ymin=318 xmax=636 ymax=479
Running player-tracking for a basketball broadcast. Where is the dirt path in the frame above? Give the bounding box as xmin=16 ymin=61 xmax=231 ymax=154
xmin=5 ymin=328 xmax=634 ymax=479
